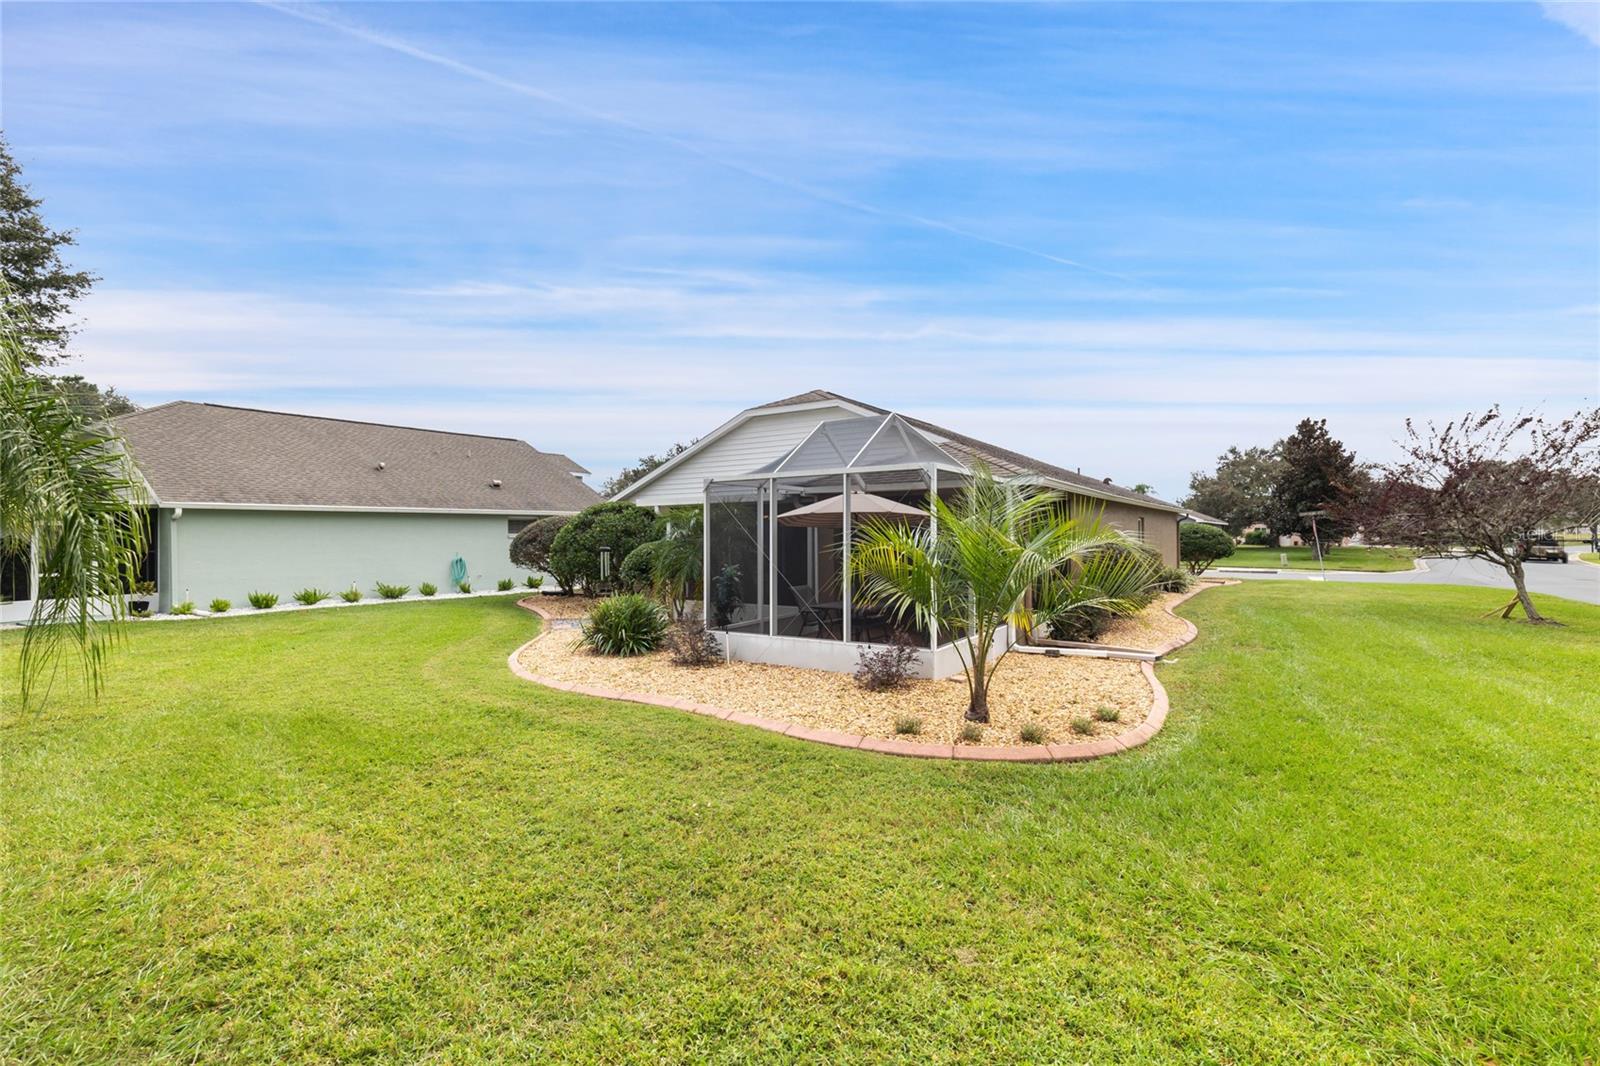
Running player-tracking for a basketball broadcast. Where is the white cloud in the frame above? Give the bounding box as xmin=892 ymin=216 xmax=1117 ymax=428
xmin=1541 ymin=2 xmax=1600 ymax=45
xmin=73 ymin=283 xmax=1597 ymax=500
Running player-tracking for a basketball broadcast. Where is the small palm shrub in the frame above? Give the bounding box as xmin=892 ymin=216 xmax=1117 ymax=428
xmin=171 ymin=600 xmax=195 ymax=615
xmin=293 ymin=587 xmax=330 ymax=606
xmin=1069 ymin=715 xmax=1094 ymax=735
xmin=247 ymin=591 xmax=278 ymax=610
xmin=959 ymin=721 xmax=983 ymax=744
xmin=457 ymin=580 xmax=472 ymax=594
xmin=853 ymin=632 xmax=920 ymax=691
xmin=1153 ymin=566 xmax=1193 ymax=593
xmin=663 ymin=620 xmax=721 ymax=666
xmin=1019 ymin=721 xmax=1048 ymax=744
xmin=578 ymin=594 xmax=667 ymax=656
xmin=525 ymin=575 xmax=543 ymax=589
xmin=209 ymin=598 xmax=231 ymax=613
xmin=340 ymin=587 xmax=362 ymax=603
xmin=497 ymin=578 xmax=514 ymax=591
xmin=893 ymin=715 xmax=923 ymax=736
xmin=376 ymin=582 xmax=410 ymax=600
xmin=1094 ymin=704 xmax=1121 ymax=723
xmin=418 ymin=582 xmax=437 ymax=596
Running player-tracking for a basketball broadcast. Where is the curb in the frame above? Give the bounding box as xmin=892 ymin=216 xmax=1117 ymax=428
xmin=506 ymin=593 xmax=1206 ymax=764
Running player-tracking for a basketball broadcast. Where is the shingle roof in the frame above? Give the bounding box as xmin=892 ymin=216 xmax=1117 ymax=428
xmin=755 ymin=390 xmax=1181 ymax=512
xmin=1180 ymin=509 xmax=1230 ymax=526
xmin=115 ymin=402 xmax=601 ymax=513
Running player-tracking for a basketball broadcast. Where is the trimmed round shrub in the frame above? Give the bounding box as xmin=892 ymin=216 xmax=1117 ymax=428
xmin=1242 ymin=527 xmax=1275 ymax=546
xmin=510 ymin=515 xmax=573 ymax=591
xmin=579 ymin=594 xmax=668 ymax=656
xmin=619 ymin=539 xmax=669 ymax=594
xmin=1180 ymin=523 xmax=1236 ymax=575
xmin=548 ymin=501 xmax=658 ymax=595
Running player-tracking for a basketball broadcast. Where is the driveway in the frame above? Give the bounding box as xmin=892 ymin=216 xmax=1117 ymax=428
xmin=1212 ymin=554 xmax=1600 ymax=605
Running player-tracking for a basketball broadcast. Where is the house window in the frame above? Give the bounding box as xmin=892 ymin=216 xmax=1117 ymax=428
xmin=1136 ymin=517 xmax=1146 ymax=540
xmin=1 ymin=545 xmax=29 ymax=603
xmin=508 ymin=518 xmax=533 ymax=537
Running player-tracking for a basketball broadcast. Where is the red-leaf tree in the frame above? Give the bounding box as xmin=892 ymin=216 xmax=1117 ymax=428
xmin=1361 ymin=407 xmax=1600 ymax=624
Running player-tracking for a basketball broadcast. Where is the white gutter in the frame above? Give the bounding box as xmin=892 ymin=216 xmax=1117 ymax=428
xmin=158 ymin=502 xmax=585 ymax=517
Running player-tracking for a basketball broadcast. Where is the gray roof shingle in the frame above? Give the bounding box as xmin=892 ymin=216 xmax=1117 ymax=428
xmin=756 ymin=390 xmax=1181 ymax=512
xmin=115 ymin=402 xmax=601 ymax=513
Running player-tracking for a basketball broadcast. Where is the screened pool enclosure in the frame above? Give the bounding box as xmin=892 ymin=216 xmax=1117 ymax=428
xmin=702 ymin=413 xmax=1006 ymax=679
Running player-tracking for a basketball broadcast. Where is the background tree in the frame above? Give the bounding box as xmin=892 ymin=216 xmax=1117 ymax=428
xmin=42 ymin=374 xmax=137 ymax=418
xmin=1269 ymin=419 xmax=1363 ymax=556
xmin=509 ymin=514 xmax=574 ymax=592
xmin=547 ymin=501 xmax=658 ymax=594
xmin=1182 ymin=444 xmax=1284 ymax=535
xmin=1 ymin=137 xmax=97 ymax=367
xmin=1362 ymin=407 xmax=1600 ymax=624
xmin=1131 ymin=482 xmax=1155 ymax=496
xmin=601 ymin=440 xmax=695 ymax=498
xmin=1 ymin=292 xmax=148 ymax=708
xmin=1179 ymin=523 xmax=1235 ymax=575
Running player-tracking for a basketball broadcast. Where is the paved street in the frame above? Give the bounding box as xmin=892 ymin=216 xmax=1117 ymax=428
xmin=1213 ymin=554 xmax=1600 ymax=605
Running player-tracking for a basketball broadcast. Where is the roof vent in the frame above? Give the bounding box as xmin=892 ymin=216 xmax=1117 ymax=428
xmin=490 ymin=479 xmax=502 ymax=489
xmin=376 ymin=461 xmax=386 ymax=470
xmin=1103 ymin=477 xmax=1113 ymax=485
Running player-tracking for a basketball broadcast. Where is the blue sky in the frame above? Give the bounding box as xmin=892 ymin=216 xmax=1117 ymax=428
xmin=5 ymin=1 xmax=1597 ymax=497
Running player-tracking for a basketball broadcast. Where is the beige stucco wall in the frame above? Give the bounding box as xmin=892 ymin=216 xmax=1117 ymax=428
xmin=1070 ymin=496 xmax=1180 ymax=567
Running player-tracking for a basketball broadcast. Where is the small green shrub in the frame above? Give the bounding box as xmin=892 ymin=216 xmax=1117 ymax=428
xmin=1153 ymin=566 xmax=1193 ymax=593
xmin=1019 ymin=721 xmax=1048 ymax=744
xmin=578 ymin=594 xmax=668 ymax=656
xmin=1243 ymin=527 xmax=1275 ymax=546
xmin=457 ymin=580 xmax=472 ymax=594
xmin=419 ymin=582 xmax=437 ymax=596
xmin=171 ymin=600 xmax=195 ymax=615
xmin=209 ymin=598 xmax=230 ymax=614
xmin=497 ymin=578 xmax=514 ymax=591
xmin=293 ymin=587 xmax=330 ymax=606
xmin=247 ymin=591 xmax=278 ymax=610
xmin=340 ymin=587 xmax=362 ymax=603
xmin=1094 ymin=704 xmax=1121 ymax=723
xmin=893 ymin=715 xmax=923 ymax=736
xmin=1181 ymin=523 xmax=1237 ymax=574
xmin=1069 ymin=715 xmax=1095 ymax=735
xmin=525 ymin=575 xmax=542 ymax=589
xmin=132 ymin=579 xmax=157 ymax=595
xmin=958 ymin=721 xmax=983 ymax=744
xmin=376 ymin=582 xmax=410 ymax=600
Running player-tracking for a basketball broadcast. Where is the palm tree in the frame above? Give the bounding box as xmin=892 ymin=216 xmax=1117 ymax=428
xmin=851 ymin=469 xmax=1156 ymax=723
xmin=648 ymin=505 xmax=703 ymax=619
xmin=1 ymin=296 xmax=148 ymax=707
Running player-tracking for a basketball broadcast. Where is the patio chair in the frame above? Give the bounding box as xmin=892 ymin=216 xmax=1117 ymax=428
xmin=791 ymin=584 xmax=838 ymax=639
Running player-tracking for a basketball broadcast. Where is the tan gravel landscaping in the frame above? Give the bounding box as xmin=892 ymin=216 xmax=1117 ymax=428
xmin=517 ymin=629 xmax=1152 ymax=748
xmin=1090 ymin=591 xmax=1194 ymax=651
xmin=521 ymin=595 xmax=609 ymax=620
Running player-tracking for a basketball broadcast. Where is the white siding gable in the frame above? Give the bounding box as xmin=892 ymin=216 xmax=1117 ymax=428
xmin=626 ymin=404 xmax=861 ymax=507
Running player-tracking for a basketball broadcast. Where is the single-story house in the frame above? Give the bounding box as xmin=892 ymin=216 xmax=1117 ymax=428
xmin=614 ymin=390 xmax=1187 ymax=678
xmin=1179 ymin=509 xmax=1230 ymax=528
xmin=0 ymin=402 xmax=600 ymax=621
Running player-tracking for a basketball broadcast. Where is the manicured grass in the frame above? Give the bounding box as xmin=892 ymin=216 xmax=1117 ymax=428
xmin=1582 ymin=552 xmax=1598 ymax=564
xmin=4 ymin=589 xmax=1597 ymax=1062
xmin=1215 ymin=544 xmax=1417 ymax=571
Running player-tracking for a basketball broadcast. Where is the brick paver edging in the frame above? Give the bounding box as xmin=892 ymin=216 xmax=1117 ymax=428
xmin=505 ymin=590 xmax=1227 ymax=763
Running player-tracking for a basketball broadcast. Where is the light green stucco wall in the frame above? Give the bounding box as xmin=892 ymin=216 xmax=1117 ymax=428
xmin=162 ymin=509 xmax=536 ymax=608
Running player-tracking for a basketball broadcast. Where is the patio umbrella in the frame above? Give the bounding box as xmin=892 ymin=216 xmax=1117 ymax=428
xmin=777 ymin=491 xmax=929 ymax=528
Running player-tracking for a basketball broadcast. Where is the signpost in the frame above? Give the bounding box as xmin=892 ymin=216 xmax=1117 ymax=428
xmin=1299 ymin=510 xmax=1329 ymax=580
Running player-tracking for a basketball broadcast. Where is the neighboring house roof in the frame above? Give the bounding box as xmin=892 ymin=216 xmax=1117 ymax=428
xmin=625 ymin=389 xmax=1182 ymax=513
xmin=115 ymin=402 xmax=600 ymax=514
xmin=1179 ymin=510 xmax=1230 ymax=527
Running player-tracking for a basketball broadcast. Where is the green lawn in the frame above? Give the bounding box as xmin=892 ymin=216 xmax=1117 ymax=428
xmin=1214 ymin=544 xmax=1418 ymax=571
xmin=1582 ymin=552 xmax=1598 ymax=564
xmin=4 ymin=588 xmax=1597 ymax=1063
